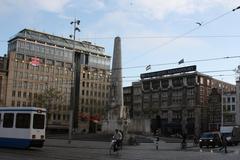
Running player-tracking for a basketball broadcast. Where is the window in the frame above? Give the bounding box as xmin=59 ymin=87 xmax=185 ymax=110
xmin=227 ymin=97 xmax=231 ymax=103
xmin=12 ymin=90 xmax=16 ymax=97
xmin=29 ymin=92 xmax=32 ymax=98
xmin=232 ymin=97 xmax=235 ymax=103
xmin=23 ymin=92 xmax=27 ymax=98
xmin=16 ymin=113 xmax=30 ymax=128
xmin=11 ymin=101 xmax=15 ymax=106
xmin=33 ymin=114 xmax=45 ymax=129
xmin=3 ymin=113 xmax=14 ymax=128
xmin=232 ymin=105 xmax=235 ymax=111
xmin=18 ymin=91 xmax=21 ymax=97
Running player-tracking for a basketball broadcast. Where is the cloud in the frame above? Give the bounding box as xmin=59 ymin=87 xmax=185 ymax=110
xmin=33 ymin=0 xmax=71 ymax=13
xmin=0 ymin=0 xmax=71 ymax=15
xmin=128 ymin=0 xmax=240 ymax=20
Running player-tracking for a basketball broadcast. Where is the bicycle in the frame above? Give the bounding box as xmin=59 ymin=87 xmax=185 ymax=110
xmin=181 ymin=141 xmax=187 ymax=149
xmin=109 ymin=139 xmax=120 ymax=155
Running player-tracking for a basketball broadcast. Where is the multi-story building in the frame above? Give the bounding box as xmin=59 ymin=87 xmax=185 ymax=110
xmin=124 ymin=65 xmax=235 ymax=135
xmin=123 ymin=81 xmax=142 ymax=119
xmin=223 ymin=92 xmax=237 ymax=126
xmin=207 ymin=88 xmax=221 ymax=131
xmin=0 ymin=55 xmax=8 ymax=106
xmin=123 ymin=86 xmax=133 ymax=118
xmin=235 ymin=78 xmax=240 ymax=126
xmin=6 ymin=29 xmax=111 ymax=132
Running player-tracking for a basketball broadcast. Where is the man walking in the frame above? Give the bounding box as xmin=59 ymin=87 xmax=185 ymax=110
xmin=219 ymin=135 xmax=227 ymax=153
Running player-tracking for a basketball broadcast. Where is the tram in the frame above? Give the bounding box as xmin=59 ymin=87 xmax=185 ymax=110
xmin=0 ymin=107 xmax=46 ymax=149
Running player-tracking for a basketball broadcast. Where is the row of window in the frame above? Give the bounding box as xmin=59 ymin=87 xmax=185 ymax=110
xmin=81 ymin=90 xmax=108 ymax=98
xmin=12 ymin=81 xmax=72 ymax=93
xmin=0 ymin=113 xmax=44 ymax=129
xmin=14 ymin=62 xmax=73 ymax=76
xmin=11 ymin=100 xmax=34 ymax=107
xmin=82 ymin=72 xmax=110 ymax=82
xmin=81 ymin=98 xmax=106 ymax=106
xmin=49 ymin=113 xmax=69 ymax=121
xmin=223 ymin=105 xmax=236 ymax=112
xmin=223 ymin=97 xmax=236 ymax=103
xmin=17 ymin=40 xmax=73 ymax=59
xmin=161 ymin=110 xmax=195 ymax=119
xmin=80 ymin=106 xmax=104 ymax=114
xmin=82 ymin=81 xmax=109 ymax=89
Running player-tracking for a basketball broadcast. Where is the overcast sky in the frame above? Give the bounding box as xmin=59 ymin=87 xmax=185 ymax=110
xmin=0 ymin=0 xmax=240 ymax=86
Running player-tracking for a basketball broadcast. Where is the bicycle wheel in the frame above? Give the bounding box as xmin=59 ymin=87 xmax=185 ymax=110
xmin=109 ymin=144 xmax=114 ymax=155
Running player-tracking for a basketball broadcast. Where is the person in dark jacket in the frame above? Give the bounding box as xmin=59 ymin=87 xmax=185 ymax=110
xmin=219 ymin=135 xmax=227 ymax=153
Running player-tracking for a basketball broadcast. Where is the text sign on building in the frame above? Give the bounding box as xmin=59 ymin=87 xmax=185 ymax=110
xmin=140 ymin=65 xmax=197 ymax=79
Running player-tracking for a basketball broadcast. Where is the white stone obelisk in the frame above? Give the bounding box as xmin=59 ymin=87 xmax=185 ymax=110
xmin=102 ymin=37 xmax=126 ymax=132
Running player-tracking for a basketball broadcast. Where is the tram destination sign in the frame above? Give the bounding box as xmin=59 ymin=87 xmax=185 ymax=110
xmin=140 ymin=65 xmax=197 ymax=79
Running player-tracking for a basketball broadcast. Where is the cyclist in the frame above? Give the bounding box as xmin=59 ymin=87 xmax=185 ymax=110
xmin=113 ymin=129 xmax=123 ymax=151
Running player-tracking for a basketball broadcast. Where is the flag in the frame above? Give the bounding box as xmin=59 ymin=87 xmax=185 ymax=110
xmin=178 ymin=59 xmax=184 ymax=65
xmin=146 ymin=65 xmax=151 ymax=71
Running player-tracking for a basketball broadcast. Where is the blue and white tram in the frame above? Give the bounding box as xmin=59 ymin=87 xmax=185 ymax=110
xmin=0 ymin=107 xmax=46 ymax=149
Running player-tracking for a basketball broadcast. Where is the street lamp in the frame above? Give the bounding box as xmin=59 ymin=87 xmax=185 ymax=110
xmin=68 ymin=18 xmax=80 ymax=144
xmin=221 ymin=79 xmax=224 ymax=127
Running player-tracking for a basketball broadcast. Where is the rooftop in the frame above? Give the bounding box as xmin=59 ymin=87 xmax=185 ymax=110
xmin=9 ymin=29 xmax=109 ymax=57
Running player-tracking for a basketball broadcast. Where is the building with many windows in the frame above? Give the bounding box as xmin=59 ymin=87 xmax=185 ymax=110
xmin=124 ymin=65 xmax=235 ymax=135
xmin=0 ymin=55 xmax=8 ymax=106
xmin=5 ymin=29 xmax=111 ymax=132
xmin=223 ymin=92 xmax=237 ymax=126
xmin=236 ymin=79 xmax=240 ymax=126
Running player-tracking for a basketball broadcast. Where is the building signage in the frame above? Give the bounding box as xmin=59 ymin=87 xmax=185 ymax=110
xmin=30 ymin=57 xmax=40 ymax=66
xmin=140 ymin=65 xmax=197 ymax=79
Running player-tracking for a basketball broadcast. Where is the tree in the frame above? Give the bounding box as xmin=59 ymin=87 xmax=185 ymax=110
xmin=32 ymin=88 xmax=64 ymax=127
xmin=33 ymin=88 xmax=64 ymax=109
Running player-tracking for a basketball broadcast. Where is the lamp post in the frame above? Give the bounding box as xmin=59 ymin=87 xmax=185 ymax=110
xmin=221 ymin=79 xmax=224 ymax=127
xmin=68 ymin=18 xmax=80 ymax=144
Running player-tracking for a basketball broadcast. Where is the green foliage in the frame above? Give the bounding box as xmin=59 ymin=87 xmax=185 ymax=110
xmin=33 ymin=88 xmax=64 ymax=108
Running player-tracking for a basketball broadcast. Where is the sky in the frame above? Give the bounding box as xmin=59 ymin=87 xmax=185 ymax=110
xmin=0 ymin=0 xmax=240 ymax=86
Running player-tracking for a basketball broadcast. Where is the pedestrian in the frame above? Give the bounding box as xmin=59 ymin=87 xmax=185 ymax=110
xmin=219 ymin=135 xmax=227 ymax=153
xmin=181 ymin=133 xmax=187 ymax=149
xmin=193 ymin=134 xmax=198 ymax=146
xmin=155 ymin=136 xmax=159 ymax=150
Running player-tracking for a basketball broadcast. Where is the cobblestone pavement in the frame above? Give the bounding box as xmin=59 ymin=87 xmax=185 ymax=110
xmin=0 ymin=139 xmax=239 ymax=160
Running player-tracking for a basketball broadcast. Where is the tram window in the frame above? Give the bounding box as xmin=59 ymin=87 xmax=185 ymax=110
xmin=33 ymin=114 xmax=45 ymax=129
xmin=0 ymin=113 xmax=1 ymax=125
xmin=3 ymin=113 xmax=14 ymax=128
xmin=16 ymin=113 xmax=30 ymax=128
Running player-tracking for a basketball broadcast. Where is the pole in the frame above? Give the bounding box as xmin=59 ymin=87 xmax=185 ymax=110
xmin=221 ymin=80 xmax=224 ymax=127
xmin=68 ymin=18 xmax=80 ymax=144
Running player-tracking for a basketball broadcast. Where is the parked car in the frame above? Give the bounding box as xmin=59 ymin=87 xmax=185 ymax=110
xmin=199 ymin=132 xmax=222 ymax=148
xmin=220 ymin=126 xmax=240 ymax=145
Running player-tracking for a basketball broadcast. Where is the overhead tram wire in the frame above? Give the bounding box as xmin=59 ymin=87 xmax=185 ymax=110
xmin=124 ymin=8 xmax=235 ymax=64
xmin=111 ymin=55 xmax=240 ymax=71
xmin=122 ymin=69 xmax=235 ymax=78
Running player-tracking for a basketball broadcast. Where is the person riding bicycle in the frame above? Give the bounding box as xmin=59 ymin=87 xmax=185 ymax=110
xmin=113 ymin=129 xmax=123 ymax=151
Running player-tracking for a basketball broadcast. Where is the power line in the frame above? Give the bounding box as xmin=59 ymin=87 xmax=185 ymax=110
xmin=80 ymin=34 xmax=240 ymax=40
xmin=121 ymin=69 xmax=236 ymax=79
xmin=118 ymin=55 xmax=240 ymax=70
xmin=125 ymin=8 xmax=235 ymax=64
